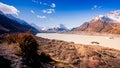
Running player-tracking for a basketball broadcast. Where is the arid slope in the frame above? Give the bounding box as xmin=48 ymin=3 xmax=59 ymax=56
xmin=0 ymin=33 xmax=120 ymax=68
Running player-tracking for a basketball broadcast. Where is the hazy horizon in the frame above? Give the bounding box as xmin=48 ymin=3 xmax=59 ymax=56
xmin=0 ymin=0 xmax=120 ymax=28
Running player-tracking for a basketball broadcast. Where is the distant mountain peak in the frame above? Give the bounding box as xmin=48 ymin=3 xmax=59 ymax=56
xmin=41 ymin=24 xmax=69 ymax=32
xmin=53 ymin=24 xmax=68 ymax=30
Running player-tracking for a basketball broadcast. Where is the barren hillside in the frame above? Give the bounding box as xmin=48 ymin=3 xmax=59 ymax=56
xmin=0 ymin=33 xmax=120 ymax=68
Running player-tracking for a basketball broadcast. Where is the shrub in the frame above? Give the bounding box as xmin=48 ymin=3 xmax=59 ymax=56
xmin=3 ymin=33 xmax=55 ymax=67
xmin=9 ymin=43 xmax=22 ymax=55
xmin=40 ymin=52 xmax=53 ymax=63
xmin=3 ymin=33 xmax=38 ymax=57
xmin=3 ymin=33 xmax=19 ymax=44
xmin=18 ymin=33 xmax=38 ymax=57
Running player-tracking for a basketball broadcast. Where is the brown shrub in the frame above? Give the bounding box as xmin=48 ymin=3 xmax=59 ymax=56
xmin=3 ymin=33 xmax=19 ymax=44
xmin=9 ymin=43 xmax=22 ymax=55
xmin=2 ymin=33 xmax=55 ymax=68
xmin=18 ymin=33 xmax=38 ymax=57
xmin=3 ymin=33 xmax=38 ymax=57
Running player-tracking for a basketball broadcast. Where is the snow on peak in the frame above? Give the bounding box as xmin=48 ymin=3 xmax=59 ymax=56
xmin=41 ymin=27 xmax=49 ymax=31
xmin=94 ymin=10 xmax=120 ymax=22
xmin=107 ymin=10 xmax=120 ymax=22
xmin=58 ymin=24 xmax=68 ymax=29
xmin=54 ymin=24 xmax=68 ymax=30
xmin=95 ymin=15 xmax=104 ymax=20
xmin=108 ymin=10 xmax=120 ymax=16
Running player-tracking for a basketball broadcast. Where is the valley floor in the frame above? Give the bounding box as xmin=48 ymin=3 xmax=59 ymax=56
xmin=36 ymin=33 xmax=120 ymax=50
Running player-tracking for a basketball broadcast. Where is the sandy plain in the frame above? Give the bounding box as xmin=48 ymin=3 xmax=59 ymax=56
xmin=36 ymin=33 xmax=120 ymax=50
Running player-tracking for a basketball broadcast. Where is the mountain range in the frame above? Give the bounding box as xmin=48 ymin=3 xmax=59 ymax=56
xmin=0 ymin=11 xmax=39 ymax=34
xmin=47 ymin=24 xmax=69 ymax=31
xmin=1 ymin=9 xmax=120 ymax=34
xmin=39 ymin=24 xmax=69 ymax=33
xmin=73 ymin=10 xmax=120 ymax=34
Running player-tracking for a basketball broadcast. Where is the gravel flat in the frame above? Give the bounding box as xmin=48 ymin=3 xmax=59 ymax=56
xmin=36 ymin=33 xmax=120 ymax=50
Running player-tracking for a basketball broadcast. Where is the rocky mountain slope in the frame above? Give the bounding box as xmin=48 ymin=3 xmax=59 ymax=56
xmin=73 ymin=10 xmax=120 ymax=34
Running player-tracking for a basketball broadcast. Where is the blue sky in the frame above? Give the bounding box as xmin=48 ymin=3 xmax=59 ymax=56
xmin=0 ymin=0 xmax=120 ymax=28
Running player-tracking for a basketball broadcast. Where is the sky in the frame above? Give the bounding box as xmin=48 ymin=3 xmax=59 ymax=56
xmin=0 ymin=0 xmax=120 ymax=29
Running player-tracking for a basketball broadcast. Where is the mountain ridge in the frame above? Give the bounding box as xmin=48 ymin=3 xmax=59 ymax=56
xmin=73 ymin=10 xmax=120 ymax=34
xmin=0 ymin=11 xmax=39 ymax=34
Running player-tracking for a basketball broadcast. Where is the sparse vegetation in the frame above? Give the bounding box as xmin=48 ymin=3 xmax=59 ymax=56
xmin=3 ymin=33 xmax=38 ymax=56
xmin=37 ymin=37 xmax=120 ymax=68
xmin=0 ymin=33 xmax=120 ymax=68
xmin=1 ymin=33 xmax=55 ymax=68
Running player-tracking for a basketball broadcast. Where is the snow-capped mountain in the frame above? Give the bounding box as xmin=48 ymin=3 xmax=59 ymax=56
xmin=41 ymin=27 xmax=49 ymax=31
xmin=94 ymin=10 xmax=120 ymax=23
xmin=39 ymin=24 xmax=69 ymax=33
xmin=53 ymin=24 xmax=68 ymax=30
xmin=47 ymin=24 xmax=69 ymax=32
xmin=73 ymin=10 xmax=120 ymax=34
xmin=59 ymin=24 xmax=68 ymax=30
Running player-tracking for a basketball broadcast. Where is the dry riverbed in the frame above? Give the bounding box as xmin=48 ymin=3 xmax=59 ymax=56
xmin=36 ymin=33 xmax=120 ymax=50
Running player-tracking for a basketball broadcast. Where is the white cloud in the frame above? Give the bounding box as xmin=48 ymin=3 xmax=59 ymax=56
xmin=42 ymin=9 xmax=55 ymax=14
xmin=0 ymin=2 xmax=19 ymax=15
xmin=93 ymin=5 xmax=97 ymax=8
xmin=92 ymin=5 xmax=102 ymax=10
xmin=40 ymin=2 xmax=42 ymax=4
xmin=32 ymin=0 xmax=38 ymax=3
xmin=43 ymin=3 xmax=47 ymax=6
xmin=33 ymin=0 xmax=56 ymax=8
xmin=51 ymin=3 xmax=56 ymax=8
xmin=39 ymin=2 xmax=48 ymax=6
xmin=31 ymin=10 xmax=35 ymax=14
xmin=42 ymin=10 xmax=47 ymax=13
xmin=37 ymin=15 xmax=46 ymax=19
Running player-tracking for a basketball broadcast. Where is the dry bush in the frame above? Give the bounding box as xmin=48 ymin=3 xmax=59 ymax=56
xmin=18 ymin=33 xmax=38 ymax=57
xmin=9 ymin=43 xmax=22 ymax=55
xmin=2 ymin=33 xmax=56 ymax=68
xmin=3 ymin=33 xmax=19 ymax=44
xmin=3 ymin=33 xmax=38 ymax=57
